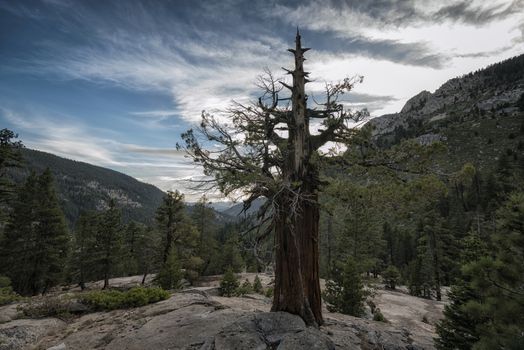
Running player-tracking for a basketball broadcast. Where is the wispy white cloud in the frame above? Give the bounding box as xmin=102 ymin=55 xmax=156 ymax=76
xmin=130 ymin=110 xmax=179 ymax=118
xmin=2 ymin=107 xmax=121 ymax=166
xmin=0 ymin=106 xmax=212 ymax=198
xmin=2 ymin=0 xmax=523 ymax=201
xmin=7 ymin=2 xmax=290 ymax=125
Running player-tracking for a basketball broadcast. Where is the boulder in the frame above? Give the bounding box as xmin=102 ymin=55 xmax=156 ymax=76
xmin=209 ymin=312 xmax=336 ymax=350
xmin=0 ymin=305 xmax=22 ymax=324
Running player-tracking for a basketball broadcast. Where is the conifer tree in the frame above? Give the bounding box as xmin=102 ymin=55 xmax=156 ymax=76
xmin=1 ymin=172 xmax=39 ymax=294
xmin=324 ymin=257 xmax=367 ymax=317
xmin=97 ymin=199 xmax=123 ymax=289
xmin=382 ymin=265 xmax=401 ymax=290
xmin=180 ymin=31 xmax=438 ymax=325
xmin=155 ymin=247 xmax=182 ymax=290
xmin=0 ymin=129 xmax=23 ymax=236
xmin=1 ymin=169 xmax=68 ymax=295
xmin=220 ymin=267 xmax=239 ymax=297
xmin=156 ymin=190 xmax=186 ymax=265
xmin=435 ymin=231 xmax=488 ymax=350
xmin=462 ymin=192 xmax=524 ymax=348
xmin=71 ymin=212 xmax=99 ymax=289
xmin=135 ymin=226 xmax=161 ymax=285
xmin=253 ymin=275 xmax=263 ymax=294
xmin=122 ymin=221 xmax=144 ymax=276
xmin=35 ymin=169 xmax=70 ymax=294
xmin=191 ymin=195 xmax=216 ymax=251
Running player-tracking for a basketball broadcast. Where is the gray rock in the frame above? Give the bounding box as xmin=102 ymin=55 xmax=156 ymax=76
xmin=68 ymin=300 xmax=90 ymax=314
xmin=47 ymin=343 xmax=66 ymax=350
xmin=8 ymin=276 xmax=440 ymax=350
xmin=401 ymin=91 xmax=431 ymax=114
xmin=0 ymin=305 xmax=22 ymax=324
xmin=0 ymin=318 xmax=65 ymax=350
xmin=277 ymin=327 xmax=335 ymax=350
xmin=211 ymin=312 xmax=336 ymax=350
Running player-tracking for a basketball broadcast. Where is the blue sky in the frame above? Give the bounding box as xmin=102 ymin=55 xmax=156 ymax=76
xmin=1 ymin=0 xmax=523 ymax=200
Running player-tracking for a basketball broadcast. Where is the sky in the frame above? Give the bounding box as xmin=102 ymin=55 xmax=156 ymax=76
xmin=1 ymin=0 xmax=523 ymax=201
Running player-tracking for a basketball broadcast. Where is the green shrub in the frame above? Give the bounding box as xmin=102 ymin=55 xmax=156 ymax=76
xmin=80 ymin=287 xmax=169 ymax=311
xmin=373 ymin=308 xmax=387 ymax=322
xmin=253 ymin=275 xmax=263 ymax=294
xmin=184 ymin=256 xmax=204 ymax=284
xmin=237 ymin=279 xmax=253 ymax=296
xmin=21 ymin=296 xmax=74 ymax=319
xmin=0 ymin=276 xmax=21 ymax=305
xmin=0 ymin=288 xmax=21 ymax=306
xmin=265 ymin=287 xmax=274 ymax=298
xmin=382 ymin=265 xmax=401 ymax=290
xmin=220 ymin=268 xmax=239 ymax=297
xmin=0 ymin=276 xmax=11 ymax=288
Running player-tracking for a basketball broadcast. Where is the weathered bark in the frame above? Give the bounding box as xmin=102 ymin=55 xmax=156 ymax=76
xmin=271 ymin=30 xmax=323 ymax=326
xmin=297 ymin=194 xmax=323 ymax=325
xmin=272 ymin=200 xmax=316 ymax=326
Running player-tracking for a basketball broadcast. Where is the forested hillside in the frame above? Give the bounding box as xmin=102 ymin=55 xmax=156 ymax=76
xmin=9 ymin=148 xmax=166 ymax=226
xmin=316 ymin=54 xmax=524 ymax=348
xmin=370 ymin=54 xmax=524 ymax=172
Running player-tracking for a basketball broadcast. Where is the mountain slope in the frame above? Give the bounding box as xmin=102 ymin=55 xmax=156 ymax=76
xmin=222 ymin=198 xmax=265 ymax=218
xmin=10 ymin=148 xmax=166 ymax=226
xmin=368 ymin=53 xmax=524 ymax=172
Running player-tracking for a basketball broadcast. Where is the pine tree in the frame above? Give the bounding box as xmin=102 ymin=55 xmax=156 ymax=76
xmin=0 ymin=129 xmax=23 ymax=238
xmin=1 ymin=169 xmax=69 ymax=295
xmin=122 ymin=221 xmax=144 ymax=276
xmin=253 ymin=275 xmax=263 ymax=294
xmin=220 ymin=236 xmax=244 ymax=273
xmin=135 ymin=226 xmax=161 ymax=285
xmin=71 ymin=212 xmax=99 ymax=289
xmin=462 ymin=192 xmax=524 ymax=348
xmin=179 ymin=31 xmax=372 ymax=325
xmin=156 ymin=190 xmax=185 ymax=265
xmin=1 ymin=172 xmax=39 ymax=294
xmin=436 ymin=193 xmax=524 ymax=349
xmin=34 ymin=169 xmax=70 ymax=294
xmin=155 ymin=247 xmax=182 ymax=290
xmin=191 ymin=195 xmax=216 ymax=252
xmin=408 ymin=223 xmax=435 ymax=299
xmin=382 ymin=265 xmax=400 ymax=290
xmin=220 ymin=267 xmax=239 ymax=297
xmin=97 ymin=199 xmax=123 ymax=289
xmin=324 ymin=257 xmax=367 ymax=317
xmin=435 ymin=232 xmax=488 ymax=350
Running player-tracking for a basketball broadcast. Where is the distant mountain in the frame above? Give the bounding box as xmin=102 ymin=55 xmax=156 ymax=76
xmin=368 ymin=54 xmax=524 ymax=171
xmin=207 ymin=201 xmax=236 ymax=213
xmin=10 ymin=148 xmax=166 ymax=227
xmin=222 ymin=198 xmax=265 ymax=218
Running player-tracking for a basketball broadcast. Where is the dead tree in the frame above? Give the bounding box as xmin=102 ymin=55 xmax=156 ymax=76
xmin=179 ymin=30 xmax=367 ymax=326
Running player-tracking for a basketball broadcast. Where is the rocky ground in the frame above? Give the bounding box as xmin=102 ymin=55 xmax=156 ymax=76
xmin=0 ymin=274 xmax=445 ymax=350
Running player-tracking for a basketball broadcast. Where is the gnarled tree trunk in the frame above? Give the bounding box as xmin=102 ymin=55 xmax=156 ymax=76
xmin=271 ymin=30 xmax=323 ymax=327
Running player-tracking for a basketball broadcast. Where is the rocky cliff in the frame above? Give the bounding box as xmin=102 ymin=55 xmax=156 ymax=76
xmin=369 ymin=54 xmax=523 ymax=138
xmin=367 ymin=54 xmax=524 ymax=172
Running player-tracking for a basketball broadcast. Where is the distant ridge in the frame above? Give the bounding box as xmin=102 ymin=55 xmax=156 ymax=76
xmin=367 ymin=53 xmax=524 ymax=171
xmin=10 ymin=148 xmax=166 ymax=226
